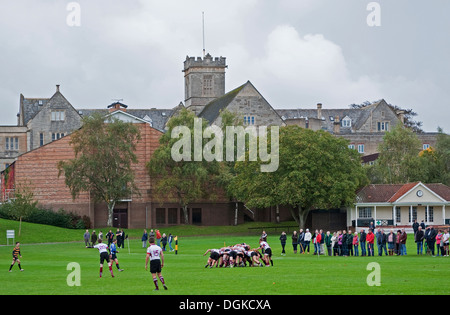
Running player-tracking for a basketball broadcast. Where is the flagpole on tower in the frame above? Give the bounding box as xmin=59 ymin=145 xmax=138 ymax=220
xmin=202 ymin=11 xmax=206 ymax=57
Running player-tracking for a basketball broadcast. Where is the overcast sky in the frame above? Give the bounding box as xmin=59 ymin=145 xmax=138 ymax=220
xmin=0 ymin=0 xmax=448 ymax=132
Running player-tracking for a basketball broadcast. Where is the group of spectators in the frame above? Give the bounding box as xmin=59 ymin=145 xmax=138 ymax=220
xmin=278 ymin=222 xmax=450 ymax=257
xmin=141 ymin=229 xmax=174 ymax=252
xmin=83 ymin=229 xmax=127 ymax=248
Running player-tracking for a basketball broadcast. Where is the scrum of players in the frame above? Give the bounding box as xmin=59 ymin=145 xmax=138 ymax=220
xmin=203 ymin=238 xmax=273 ymax=268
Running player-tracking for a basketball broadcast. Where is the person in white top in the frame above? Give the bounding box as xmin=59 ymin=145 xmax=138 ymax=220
xmin=304 ymin=229 xmax=312 ymax=254
xmin=93 ymin=239 xmax=114 ymax=278
xmin=258 ymin=239 xmax=273 ymax=266
xmin=145 ymin=237 xmax=167 ymax=291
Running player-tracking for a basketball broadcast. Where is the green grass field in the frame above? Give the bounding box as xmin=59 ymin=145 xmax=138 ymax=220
xmin=1 ymin=219 xmax=450 ymax=295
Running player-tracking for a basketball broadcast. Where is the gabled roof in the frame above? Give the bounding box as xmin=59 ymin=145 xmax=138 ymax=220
xmin=198 ymin=82 xmax=247 ymax=124
xmin=356 ymin=182 xmax=450 ymax=204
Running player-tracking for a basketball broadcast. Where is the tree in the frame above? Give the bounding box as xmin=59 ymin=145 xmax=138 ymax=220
xmin=57 ymin=113 xmax=141 ymax=227
xmin=368 ymin=123 xmax=422 ymax=184
xmin=418 ymin=127 xmax=450 ymax=185
xmin=147 ymin=108 xmax=219 ymax=224
xmin=232 ymin=126 xmax=368 ymax=229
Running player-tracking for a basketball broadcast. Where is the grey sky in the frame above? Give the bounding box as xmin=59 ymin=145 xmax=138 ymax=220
xmin=0 ymin=0 xmax=448 ymax=132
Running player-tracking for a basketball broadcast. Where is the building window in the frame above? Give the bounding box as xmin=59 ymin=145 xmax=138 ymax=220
xmin=357 ymin=144 xmax=365 ymax=154
xmin=203 ymin=75 xmax=213 ymax=96
xmin=244 ymin=116 xmax=255 ymax=125
xmin=156 ymin=208 xmax=166 ymax=225
xmin=377 ymin=121 xmax=389 ymax=132
xmin=423 ymin=144 xmax=430 ymax=150
xmin=348 ymin=144 xmax=355 ymax=150
xmin=408 ymin=206 xmax=417 ymax=223
xmin=426 ymin=206 xmax=434 ymax=223
xmin=394 ymin=206 xmax=401 ymax=223
xmin=5 ymin=137 xmax=19 ymax=151
xmin=168 ymin=208 xmax=178 ymax=224
xmin=52 ymin=133 xmax=65 ymax=141
xmin=359 ymin=207 xmax=372 ymax=218
xmin=51 ymin=110 xmax=65 ymax=121
xmin=341 ymin=117 xmax=352 ymax=128
xmin=40 ymin=133 xmax=44 ymax=147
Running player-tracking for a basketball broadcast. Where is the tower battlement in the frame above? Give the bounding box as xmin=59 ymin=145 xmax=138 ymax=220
xmin=183 ymin=53 xmax=227 ymax=71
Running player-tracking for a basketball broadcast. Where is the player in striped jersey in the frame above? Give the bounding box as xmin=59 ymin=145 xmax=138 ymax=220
xmin=9 ymin=242 xmax=24 ymax=272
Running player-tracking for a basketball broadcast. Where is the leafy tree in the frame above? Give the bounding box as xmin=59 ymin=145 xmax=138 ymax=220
xmin=57 ymin=113 xmax=141 ymax=227
xmin=231 ymin=126 xmax=367 ymax=229
xmin=368 ymin=123 xmax=422 ymax=184
xmin=147 ymin=108 xmax=219 ymax=224
xmin=418 ymin=128 xmax=450 ymax=185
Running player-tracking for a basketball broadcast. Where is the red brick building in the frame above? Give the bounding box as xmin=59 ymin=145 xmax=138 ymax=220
xmin=0 ymin=108 xmax=269 ymax=229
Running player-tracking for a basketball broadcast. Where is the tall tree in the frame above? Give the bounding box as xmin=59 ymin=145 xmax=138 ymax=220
xmin=369 ymin=123 xmax=422 ymax=184
xmin=232 ymin=126 xmax=368 ymax=229
xmin=147 ymin=108 xmax=219 ymax=224
xmin=57 ymin=113 xmax=141 ymax=227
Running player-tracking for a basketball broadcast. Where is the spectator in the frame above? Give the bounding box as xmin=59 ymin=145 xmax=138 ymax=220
xmin=298 ymin=229 xmax=305 ymax=254
xmin=142 ymin=229 xmax=148 ymax=248
xmin=291 ymin=230 xmax=298 ymax=254
xmin=427 ymin=226 xmax=437 ymax=256
xmin=168 ymin=233 xmax=174 ymax=251
xmin=360 ymin=229 xmax=367 ymax=256
xmin=400 ymin=228 xmax=407 ymax=255
xmin=156 ymin=229 xmax=162 ymax=247
xmin=90 ymin=230 xmax=98 ymax=247
xmin=161 ymin=233 xmax=168 ymax=251
xmin=415 ymin=226 xmax=424 ymax=255
xmin=279 ymin=231 xmax=287 ymax=256
xmin=325 ymin=231 xmax=332 ymax=256
xmin=346 ymin=229 xmax=353 ymax=256
xmin=443 ymin=229 xmax=449 ymax=256
xmin=395 ymin=230 xmax=402 ymax=255
xmin=353 ymin=232 xmax=359 ymax=256
xmin=387 ymin=229 xmax=396 ymax=256
xmin=366 ymin=229 xmax=375 ymax=256
xmin=84 ymin=229 xmax=90 ymax=248
xmin=436 ymin=230 xmax=443 ymax=257
xmin=304 ymin=229 xmax=311 ymax=254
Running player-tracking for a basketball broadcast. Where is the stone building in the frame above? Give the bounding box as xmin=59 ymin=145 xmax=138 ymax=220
xmin=0 ymin=52 xmax=443 ymax=229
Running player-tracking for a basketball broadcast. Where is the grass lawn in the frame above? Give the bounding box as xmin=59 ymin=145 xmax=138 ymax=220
xmin=1 ymin=219 xmax=450 ymax=295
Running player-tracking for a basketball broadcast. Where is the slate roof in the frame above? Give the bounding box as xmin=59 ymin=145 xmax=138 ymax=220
xmin=77 ymin=108 xmax=173 ymax=132
xmin=20 ymin=96 xmax=50 ymax=125
xmin=276 ymin=100 xmax=391 ymax=134
xmin=198 ymin=82 xmax=247 ymax=124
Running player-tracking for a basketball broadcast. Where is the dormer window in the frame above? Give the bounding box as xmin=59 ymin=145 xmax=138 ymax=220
xmin=341 ymin=116 xmax=352 ymax=128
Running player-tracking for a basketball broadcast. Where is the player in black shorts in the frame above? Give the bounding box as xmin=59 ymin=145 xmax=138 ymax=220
xmin=9 ymin=242 xmax=24 ymax=272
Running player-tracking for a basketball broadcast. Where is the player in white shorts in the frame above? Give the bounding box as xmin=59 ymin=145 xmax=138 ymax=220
xmin=93 ymin=239 xmax=114 ymax=278
xmin=145 ymin=237 xmax=167 ymax=291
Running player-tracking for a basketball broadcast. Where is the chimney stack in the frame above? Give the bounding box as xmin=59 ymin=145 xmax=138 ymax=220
xmin=56 ymin=84 xmax=60 ymax=92
xmin=333 ymin=116 xmax=340 ymax=134
xmin=317 ymin=103 xmax=322 ymax=120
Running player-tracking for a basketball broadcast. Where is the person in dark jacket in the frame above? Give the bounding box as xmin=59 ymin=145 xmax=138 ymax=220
xmin=292 ymin=231 xmax=299 ymax=254
xmin=360 ymin=229 xmax=367 ymax=256
xmin=279 ymin=231 xmax=287 ymax=255
xmin=415 ymin=226 xmax=425 ymax=255
xmin=427 ymin=226 xmax=437 ymax=256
